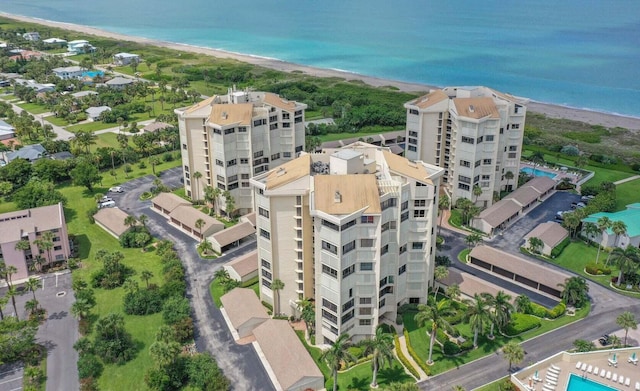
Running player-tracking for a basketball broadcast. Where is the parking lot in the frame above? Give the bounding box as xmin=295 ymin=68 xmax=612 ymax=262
xmin=0 ymin=363 xmax=22 ymax=391
xmin=103 ymin=166 xmax=184 ymax=212
xmin=490 ymin=191 xmax=581 ymax=250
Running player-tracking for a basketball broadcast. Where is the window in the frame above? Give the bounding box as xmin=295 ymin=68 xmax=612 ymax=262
xmin=380 ymin=286 xmax=394 ymax=297
xmin=321 ymin=219 xmax=340 ymax=231
xmin=241 ymin=174 xmax=249 ymax=179
xmin=408 ymin=145 xmax=417 ymax=152
xmin=509 ymin=145 xmax=518 ymax=151
xmin=482 ymin=174 xmax=491 ymax=180
xmin=398 ymin=264 xmax=407 ymax=274
xmin=224 ymin=128 xmax=235 ymax=135
xmin=322 ymin=309 xmax=337 ymax=324
xmin=258 ymin=207 xmax=269 ymax=218
xmin=359 ymin=307 xmax=372 ymax=316
xmin=227 ymin=159 xmax=236 ymax=167
xmin=460 ymin=160 xmax=470 ymax=168
xmin=461 ymin=136 xmax=475 ymax=144
xmin=360 ymin=262 xmax=373 ymax=271
xmin=380 ymin=198 xmax=397 ymax=210
xmin=342 ymin=298 xmax=354 ymax=312
xmin=253 ymin=151 xmax=264 ymax=158
xmin=360 ymin=239 xmax=374 ymax=247
xmin=380 ymin=244 xmax=389 ymax=255
xmin=213 ymin=128 xmax=221 ymax=135
xmin=342 ymin=241 xmax=356 ymax=254
xmin=511 ymin=123 xmax=520 ymax=129
xmin=416 ymin=181 xmax=427 ymax=187
xmin=261 ymin=269 xmax=272 ymax=279
xmin=483 ymin=159 xmax=492 ymax=165
xmin=381 ymin=221 xmax=396 ymax=232
xmin=409 ymin=109 xmax=419 ymax=115
xmin=458 ymin=175 xmax=471 ymax=184
xmin=359 ymin=319 xmax=372 ymax=326
xmin=412 ymin=242 xmax=424 ymax=250
xmin=238 ymin=126 xmax=247 ymax=132
xmin=295 ymin=145 xmax=303 ymax=152
xmin=379 ymin=298 xmax=386 ymax=308
xmin=475 ymin=160 xmax=481 ymax=167
xmin=508 ymin=153 xmax=517 ymax=159
xmin=342 ymin=310 xmax=354 ymax=324
xmin=52 ymin=236 xmax=60 ymax=242
xmin=414 ymin=210 xmax=425 ymax=218
xmin=477 ymin=136 xmax=483 ymax=143
xmin=342 ymin=265 xmax=355 ymax=278
xmin=259 ymin=229 xmax=270 ymax=240
xmin=322 ymin=241 xmax=338 ymax=254
xmin=341 ymin=219 xmax=356 ymax=231
xmin=283 ymin=152 xmax=291 ymax=158
xmin=228 ymin=175 xmax=238 ymax=182
xmin=261 ymin=259 xmax=271 ymax=269
xmin=360 ymin=216 xmax=374 ymax=224
xmin=262 ymin=279 xmax=271 ymax=289
xmin=323 ymin=299 xmax=337 ymax=312
xmin=459 ymin=183 xmax=470 ymax=190
xmin=399 ymin=244 xmax=407 ymax=254
xmin=414 ymin=200 xmax=426 ymax=207
xmin=400 ymin=212 xmax=409 ymax=222
xmin=215 ymin=159 xmax=224 ymax=167
xmin=253 ymin=119 xmax=266 ymax=127
xmin=240 ymin=158 xmax=249 ymax=164
xmin=270 ymin=153 xmax=280 ymax=161
xmin=401 ymin=201 xmax=409 ymax=211
xmin=322 ymin=264 xmax=338 ymax=278
xmin=360 ymin=297 xmax=372 ymax=305
xmin=485 ymin=135 xmax=494 ymax=141
xmin=409 ymin=297 xmax=420 ymax=304
xmin=182 ymin=143 xmax=187 ymax=150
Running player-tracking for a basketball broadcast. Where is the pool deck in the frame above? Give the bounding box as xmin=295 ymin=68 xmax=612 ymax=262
xmin=513 ymin=347 xmax=640 ymax=391
xmin=520 ymin=162 xmax=582 ymax=184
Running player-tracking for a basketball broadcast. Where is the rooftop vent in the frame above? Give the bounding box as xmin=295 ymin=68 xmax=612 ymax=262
xmin=469 ymin=105 xmax=475 ymax=113
xmin=334 ymin=191 xmax=342 ymax=203
xmin=221 ymin=111 xmax=228 ymax=120
xmin=276 ymin=167 xmax=286 ymax=177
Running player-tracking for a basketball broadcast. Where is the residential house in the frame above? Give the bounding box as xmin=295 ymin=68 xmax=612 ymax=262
xmin=67 ymin=40 xmax=95 ymax=54
xmin=13 ymin=78 xmax=55 ymax=93
xmin=71 ymin=90 xmax=98 ymax=99
xmin=523 ymin=222 xmax=569 ymax=256
xmin=22 ymin=32 xmax=41 ymax=41
xmin=113 ymin=53 xmax=140 ymax=66
xmin=42 ymin=38 xmax=67 ymax=46
xmin=85 ymin=106 xmax=111 ymax=121
xmin=5 ymin=144 xmax=47 ymax=163
xmin=9 ymin=51 xmax=43 ymax=61
xmin=142 ymin=122 xmax=173 ymax=133
xmin=0 ymin=120 xmax=16 ymax=140
xmin=52 ymin=66 xmax=84 ymax=80
xmin=0 ymin=202 xmax=71 ymax=280
xmin=582 ymin=203 xmax=640 ymax=249
xmin=105 ymin=76 xmax=135 ymax=90
xmin=251 ymin=142 xmax=443 ymax=343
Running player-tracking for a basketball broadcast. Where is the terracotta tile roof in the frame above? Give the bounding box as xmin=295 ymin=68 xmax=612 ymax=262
xmin=453 ymin=97 xmax=500 ymax=119
xmin=265 ymin=154 xmax=311 ymax=190
xmin=382 ymin=150 xmax=434 ymax=184
xmin=0 ymin=203 xmax=65 ymax=242
xmin=477 ymin=199 xmax=522 ymax=228
xmin=220 ymin=288 xmax=269 ymax=328
xmin=470 ymin=245 xmax=569 ymax=291
xmin=252 ymin=319 xmax=323 ymax=390
xmin=524 ymin=222 xmax=569 ymax=249
xmin=93 ymin=207 xmax=131 ymax=237
xmin=211 ymin=221 xmax=255 ymax=247
xmin=224 ymin=250 xmax=258 ymax=278
xmin=209 ymin=103 xmax=254 ymax=126
xmin=314 ymin=174 xmax=381 ymax=215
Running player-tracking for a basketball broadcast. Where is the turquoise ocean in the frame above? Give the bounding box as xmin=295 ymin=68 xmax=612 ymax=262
xmin=2 ymin=0 xmax=640 ymax=117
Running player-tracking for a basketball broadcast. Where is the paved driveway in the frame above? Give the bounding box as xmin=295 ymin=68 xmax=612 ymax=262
xmin=0 ymin=363 xmax=23 ymax=391
xmin=115 ymin=168 xmax=275 ymax=391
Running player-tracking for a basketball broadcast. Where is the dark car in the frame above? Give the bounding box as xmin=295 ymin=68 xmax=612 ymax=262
xmin=599 ymin=334 xmax=611 ymax=346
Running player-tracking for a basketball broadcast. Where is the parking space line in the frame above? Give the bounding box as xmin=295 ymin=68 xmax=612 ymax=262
xmin=0 ymin=377 xmax=21 ymax=385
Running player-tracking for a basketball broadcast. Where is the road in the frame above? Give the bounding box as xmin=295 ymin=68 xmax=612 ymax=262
xmin=112 ymin=167 xmax=275 ymax=391
xmin=6 ymin=101 xmax=74 ymax=140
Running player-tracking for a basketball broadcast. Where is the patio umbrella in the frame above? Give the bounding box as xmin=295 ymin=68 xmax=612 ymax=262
xmin=632 ymin=352 xmax=637 ymax=360
xmin=612 ymin=353 xmax=617 ymax=362
xmin=534 ymin=370 xmax=539 ymax=379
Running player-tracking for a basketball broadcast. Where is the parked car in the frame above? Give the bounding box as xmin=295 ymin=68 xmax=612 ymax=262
xmin=100 ymin=196 xmax=113 ymax=203
xmin=109 ymin=186 xmax=124 ymax=193
xmin=99 ymin=200 xmax=116 ymax=208
xmin=581 ymin=195 xmax=595 ymax=202
xmin=599 ymin=334 xmax=611 ymax=346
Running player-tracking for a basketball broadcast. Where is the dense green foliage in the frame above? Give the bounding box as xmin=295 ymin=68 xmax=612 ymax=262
xmin=119 ymin=226 xmax=153 ymax=248
xmin=123 ymin=288 xmax=164 ymax=315
xmin=503 ymin=314 xmax=541 ymax=336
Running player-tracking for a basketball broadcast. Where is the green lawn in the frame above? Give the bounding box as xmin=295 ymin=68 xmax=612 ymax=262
xmin=16 ymin=102 xmax=49 ymax=114
xmin=67 ymin=121 xmax=118 ymax=133
xmin=0 ymin=94 xmax=18 ymax=101
xmin=209 ymin=279 xmax=226 ymax=307
xmin=615 ymin=179 xmax=640 ymax=211
xmin=43 ymin=115 xmax=70 ymax=127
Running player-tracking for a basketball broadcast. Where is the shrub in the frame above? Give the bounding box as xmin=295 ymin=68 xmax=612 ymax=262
xmin=398 ymin=303 xmax=419 ymax=315
xmin=529 ymin=303 xmax=548 ymax=318
xmin=162 ymin=152 xmax=174 ymax=162
xmin=459 ymin=339 xmax=474 ymax=352
xmin=161 ymin=280 xmax=187 ymax=299
xmin=561 ymin=145 xmax=580 ymax=156
xmin=139 ymin=161 xmax=146 ymax=169
xmin=77 ymin=354 xmax=103 ymax=379
xmin=503 ymin=313 xmax=541 ymax=336
xmin=443 ymin=340 xmax=461 ymax=356
xmin=123 ymin=288 xmax=164 ymax=315
xmin=546 ymin=302 xmax=566 ymax=319
xmin=396 ymin=315 xmax=403 ymax=325
xmin=261 ymin=301 xmax=273 ymax=312
xmin=551 ymin=237 xmax=571 ymax=258
xmin=120 ymin=226 xmax=152 ymax=248
xmin=162 ymin=297 xmax=191 ymax=325
xmin=444 ymin=311 xmax=464 ymax=325
xmin=585 ymin=262 xmax=612 ymax=275
xmin=173 ymin=317 xmax=194 ymax=343
xmin=80 ymin=377 xmax=99 ymax=391
xmin=394 ymin=335 xmax=419 ymax=379
xmin=348 ymin=346 xmax=363 ymax=359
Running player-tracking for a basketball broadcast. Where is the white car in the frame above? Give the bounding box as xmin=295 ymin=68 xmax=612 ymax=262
xmin=109 ymin=186 xmax=124 ymax=193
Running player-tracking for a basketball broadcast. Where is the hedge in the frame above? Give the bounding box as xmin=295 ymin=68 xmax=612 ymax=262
xmin=394 ymin=335 xmax=420 ymax=379
xmin=585 ymin=262 xmax=612 ymax=276
xmin=443 ymin=340 xmax=460 ymax=356
xmin=551 ymin=237 xmax=571 ymax=258
xmin=528 ymin=302 xmax=548 ymax=318
xmin=503 ymin=313 xmax=541 ymax=336
xmin=404 ymin=329 xmax=430 ymax=376
xmin=546 ymin=302 xmax=566 ymax=319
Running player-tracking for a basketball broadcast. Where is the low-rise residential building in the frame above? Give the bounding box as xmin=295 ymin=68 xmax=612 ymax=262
xmin=150 ymin=193 xmax=224 ymax=240
xmin=22 ymin=32 xmax=41 ymax=41
xmin=0 ymin=202 xmax=71 ymax=280
xmin=223 ymin=250 xmax=258 ymax=284
xmin=0 ymin=120 xmax=16 ymax=140
xmin=85 ymin=106 xmax=111 ymax=120
xmin=113 ymin=53 xmax=140 ymax=66
xmin=582 ymin=203 xmax=640 ymax=249
xmin=13 ymin=78 xmax=55 ymax=93
xmin=93 ymin=207 xmax=131 ymax=239
xmin=42 ymin=37 xmax=67 ymax=46
xmin=524 ymin=222 xmax=569 ymax=256
xmin=4 ymin=144 xmax=47 ymax=163
xmin=176 ymin=87 xmax=307 ymax=215
xmin=251 ymin=142 xmax=444 ymax=343
xmin=105 ymin=76 xmax=135 ymax=89
xmin=52 ymin=66 xmax=84 ymax=80
xmin=67 ymin=40 xmax=95 ymax=54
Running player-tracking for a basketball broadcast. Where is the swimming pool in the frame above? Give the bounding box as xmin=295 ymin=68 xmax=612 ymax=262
xmin=566 ymin=374 xmax=618 ymax=391
xmin=82 ymin=70 xmax=104 ymax=78
xmin=520 ymin=166 xmax=558 ymax=179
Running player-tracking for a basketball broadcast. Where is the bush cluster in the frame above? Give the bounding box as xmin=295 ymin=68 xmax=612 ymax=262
xmin=551 ymin=237 xmax=571 ymax=258
xmin=546 ymin=302 xmax=566 ymax=319
xmin=119 ymin=226 xmax=152 ymax=248
xmin=443 ymin=340 xmax=460 ymax=356
xmin=123 ymin=288 xmax=164 ymax=315
xmin=503 ymin=313 xmax=541 ymax=336
xmin=585 ymin=262 xmax=612 ymax=276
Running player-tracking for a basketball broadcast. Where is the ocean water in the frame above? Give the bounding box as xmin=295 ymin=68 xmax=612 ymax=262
xmin=1 ymin=0 xmax=639 ymax=117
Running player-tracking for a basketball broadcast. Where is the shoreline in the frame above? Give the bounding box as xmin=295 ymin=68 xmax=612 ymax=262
xmin=2 ymin=12 xmax=640 ymax=131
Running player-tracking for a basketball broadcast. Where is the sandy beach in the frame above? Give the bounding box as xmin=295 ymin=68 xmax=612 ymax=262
xmin=3 ymin=12 xmax=640 ymax=131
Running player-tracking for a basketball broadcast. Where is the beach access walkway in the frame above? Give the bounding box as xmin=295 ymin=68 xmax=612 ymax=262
xmin=614 ymin=175 xmax=640 ymax=185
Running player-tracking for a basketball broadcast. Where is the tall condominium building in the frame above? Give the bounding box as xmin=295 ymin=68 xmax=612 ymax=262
xmin=176 ymin=88 xmax=307 ymax=215
xmin=404 ymin=86 xmax=527 ymax=207
xmin=251 ymin=143 xmax=444 ymax=343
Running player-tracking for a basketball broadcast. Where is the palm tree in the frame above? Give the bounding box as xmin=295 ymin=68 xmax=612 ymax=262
xmin=141 ymin=270 xmax=153 ymax=288
xmin=558 ymin=276 xmax=589 ymax=307
xmin=606 ymin=221 xmax=628 ymax=265
xmin=414 ymin=297 xmax=454 ymax=364
xmin=562 ymin=212 xmax=581 ymax=238
xmin=321 ymin=333 xmax=355 ymax=391
xmin=482 ymin=291 xmax=513 ymax=338
xmin=464 ymin=294 xmax=491 ymax=348
xmin=610 ymin=246 xmax=640 ymax=286
xmin=25 ymin=277 xmax=40 ymax=304
xmin=41 ymin=231 xmax=55 ymax=264
xmin=138 ymin=214 xmax=149 ymax=228
xmin=464 ymin=233 xmax=482 ymax=249
xmin=198 ymin=239 xmax=213 ymax=256
xmin=616 ymin=311 xmax=637 ymax=347
xmin=582 ymin=222 xmax=599 ymax=244
xmin=271 ymin=279 xmax=285 ymax=316
xmin=514 ymin=295 xmax=531 ymax=314
xmin=204 ymin=186 xmax=222 ymax=215
xmin=433 ymin=265 xmax=449 ymax=299
xmin=445 ymin=284 xmax=461 ymax=302
xmin=195 ymin=218 xmax=205 ymax=238
xmin=595 ymin=216 xmax=612 ymax=264
xmin=528 ymin=237 xmax=544 ymax=254
xmin=502 ymin=341 xmax=525 ymax=371
xmin=438 ymin=194 xmax=450 ymax=236
xmin=214 ymin=269 xmax=230 ymax=282
xmin=25 ymin=299 xmax=38 ymax=316
xmin=71 ymin=298 xmax=93 ymax=320
xmin=6 ymin=287 xmax=19 ymax=320
xmin=192 ymin=171 xmax=203 ymax=201
xmin=124 ymin=215 xmax=138 ymax=228
xmin=360 ymin=327 xmax=394 ymax=387
xmin=149 ymin=340 xmax=181 ymax=368
xmin=504 ymin=170 xmax=515 ymax=191
xmin=472 ymin=185 xmax=483 ymax=203
xmin=0 ymin=296 xmax=7 ymax=320
xmin=14 ymin=240 xmax=31 ymax=269
xmin=71 ymin=130 xmax=97 ymax=155
xmin=149 ymin=157 xmax=160 ymax=176
xmin=1 ymin=263 xmax=18 ymax=289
